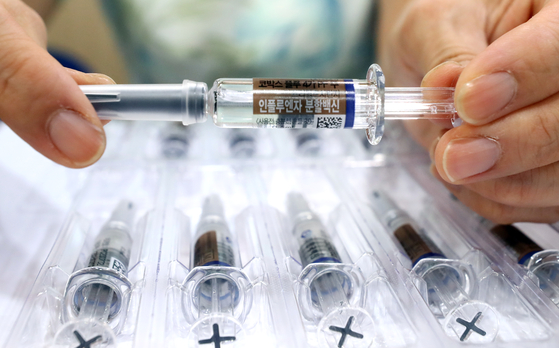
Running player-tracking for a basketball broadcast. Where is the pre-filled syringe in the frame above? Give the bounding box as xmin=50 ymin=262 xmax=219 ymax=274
xmin=80 ymin=64 xmax=458 ymax=145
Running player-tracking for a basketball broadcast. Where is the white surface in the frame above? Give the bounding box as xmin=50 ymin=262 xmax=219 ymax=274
xmin=0 ymin=124 xmax=88 ymax=345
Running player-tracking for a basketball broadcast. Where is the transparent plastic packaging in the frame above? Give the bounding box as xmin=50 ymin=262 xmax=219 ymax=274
xmin=260 ymin=167 xmax=419 ymax=347
xmin=401 ymin=162 xmax=559 ymax=346
xmin=6 ymin=115 xmax=559 ymax=348
xmin=61 ymin=200 xmax=135 ymax=339
xmin=158 ymin=165 xmax=281 ymax=347
xmin=370 ymin=190 xmax=499 ymax=344
xmin=6 ymin=164 xmax=161 ymax=347
xmin=472 ymin=219 xmax=559 ymax=307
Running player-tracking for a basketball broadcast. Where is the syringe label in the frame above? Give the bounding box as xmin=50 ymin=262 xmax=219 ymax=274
xmin=88 ymin=248 xmax=129 ymax=275
xmin=252 ymin=78 xmax=355 ymax=129
xmin=489 ymin=225 xmax=543 ymax=265
xmin=194 ymin=231 xmax=235 ymax=267
xmin=109 ymin=257 xmax=127 ymax=273
xmin=299 ymin=237 xmax=342 ymax=267
xmin=394 ymin=224 xmax=444 ymax=266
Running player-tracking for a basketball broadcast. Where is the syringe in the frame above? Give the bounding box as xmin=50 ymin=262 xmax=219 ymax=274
xmin=227 ymin=129 xmax=256 ymax=158
xmin=191 ymin=195 xmax=238 ymax=318
xmin=487 ymin=224 xmax=559 ymax=306
xmin=370 ymin=191 xmax=498 ymax=343
xmin=370 ymin=191 xmax=470 ymax=316
xmin=287 ymin=192 xmax=352 ymax=316
xmin=68 ymin=200 xmax=135 ymax=324
xmin=288 ymin=193 xmax=376 ymax=347
xmin=160 ymin=122 xmax=192 ymax=159
xmin=80 ymin=64 xmax=457 ymax=145
xmin=292 ymin=129 xmax=323 ymax=157
xmin=181 ymin=195 xmax=253 ymax=346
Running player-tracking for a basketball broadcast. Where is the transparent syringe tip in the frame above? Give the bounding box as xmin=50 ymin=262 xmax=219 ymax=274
xmin=201 ymin=194 xmax=226 ymax=220
xmin=370 ymin=190 xmax=415 ymax=232
xmin=196 ymin=194 xmax=229 ymax=237
xmin=105 ymin=200 xmax=136 ymax=231
xmin=287 ymin=192 xmax=313 ymax=221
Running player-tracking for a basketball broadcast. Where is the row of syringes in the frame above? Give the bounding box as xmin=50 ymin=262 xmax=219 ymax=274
xmin=64 ymin=190 xmax=559 ymax=345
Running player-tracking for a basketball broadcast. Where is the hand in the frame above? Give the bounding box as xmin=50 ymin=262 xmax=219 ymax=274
xmin=378 ymin=0 xmax=559 ymax=223
xmin=0 ymin=0 xmax=114 ymax=168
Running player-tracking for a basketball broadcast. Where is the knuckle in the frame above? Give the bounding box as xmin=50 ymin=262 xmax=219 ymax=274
xmin=25 ymin=7 xmax=47 ymax=37
xmin=0 ymin=2 xmax=47 ymax=45
xmin=399 ymin=0 xmax=445 ymax=36
xmin=427 ymin=48 xmax=475 ymax=71
xmin=408 ymin=0 xmax=447 ymax=14
xmin=0 ymin=44 xmax=35 ymax=106
xmin=396 ymin=0 xmax=479 ymax=70
xmin=527 ymin=111 xmax=559 ymax=166
xmin=480 ymin=203 xmax=516 ymax=224
xmin=484 ymin=173 xmax=536 ymax=207
xmin=467 ymin=195 xmax=516 ymax=224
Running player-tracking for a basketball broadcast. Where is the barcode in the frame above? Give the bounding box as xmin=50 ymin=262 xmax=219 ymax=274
xmin=109 ymin=257 xmax=127 ymax=274
xmin=317 ymin=116 xmax=343 ymax=129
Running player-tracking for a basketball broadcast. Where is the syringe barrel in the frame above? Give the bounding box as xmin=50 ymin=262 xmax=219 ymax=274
xmin=81 ymin=80 xmax=207 ymax=125
xmin=88 ymin=200 xmax=135 ymax=275
xmin=209 ymin=68 xmax=456 ymax=130
xmin=370 ymin=190 xmax=445 ymax=266
xmin=489 ymin=224 xmax=543 ymax=265
xmin=287 ymin=192 xmax=342 ymax=266
xmin=72 ymin=200 xmax=135 ymax=322
xmin=193 ymin=195 xmax=236 ymax=268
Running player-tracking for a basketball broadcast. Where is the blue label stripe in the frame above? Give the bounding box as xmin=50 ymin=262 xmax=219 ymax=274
xmin=203 ymin=260 xmax=232 ymax=267
xmin=412 ymin=252 xmax=446 ymax=267
xmin=519 ymin=250 xmax=539 ymax=266
xmin=312 ymin=257 xmax=342 ymax=264
xmin=344 ymin=79 xmax=355 ymax=128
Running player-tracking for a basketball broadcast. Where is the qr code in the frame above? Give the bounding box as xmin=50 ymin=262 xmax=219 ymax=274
xmin=317 ymin=116 xmax=343 ymax=129
xmin=110 ymin=257 xmax=127 ymax=274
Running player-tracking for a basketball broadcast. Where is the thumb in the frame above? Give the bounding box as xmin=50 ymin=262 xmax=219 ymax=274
xmin=0 ymin=9 xmax=107 ymax=168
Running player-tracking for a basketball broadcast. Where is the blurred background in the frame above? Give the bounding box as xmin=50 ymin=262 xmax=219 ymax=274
xmin=48 ymin=0 xmax=129 ymax=83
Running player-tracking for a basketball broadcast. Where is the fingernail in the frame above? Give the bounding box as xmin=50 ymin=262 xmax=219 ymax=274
xmin=49 ymin=110 xmax=105 ymax=166
xmin=429 ymin=163 xmax=442 ymax=180
xmin=430 ymin=163 xmax=462 ymax=191
xmin=421 ymin=61 xmax=462 ymax=87
xmin=90 ymin=73 xmax=116 ymax=84
xmin=456 ymin=72 xmax=517 ymax=124
xmin=443 ymin=137 xmax=500 ymax=182
xmin=429 ymin=136 xmax=440 ymax=162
